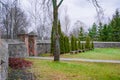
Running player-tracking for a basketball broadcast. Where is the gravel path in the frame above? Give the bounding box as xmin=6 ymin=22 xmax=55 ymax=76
xmin=29 ymin=57 xmax=120 ymax=64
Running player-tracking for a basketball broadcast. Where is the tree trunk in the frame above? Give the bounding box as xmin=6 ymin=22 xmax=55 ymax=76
xmin=53 ymin=7 xmax=60 ymax=61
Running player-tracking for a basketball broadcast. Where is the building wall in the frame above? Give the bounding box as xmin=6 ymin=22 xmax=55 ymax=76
xmin=0 ymin=40 xmax=8 ymax=80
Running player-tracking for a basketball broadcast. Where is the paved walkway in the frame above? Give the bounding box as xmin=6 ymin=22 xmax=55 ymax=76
xmin=29 ymin=57 xmax=120 ymax=64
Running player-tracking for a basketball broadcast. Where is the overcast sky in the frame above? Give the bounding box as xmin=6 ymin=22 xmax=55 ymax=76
xmin=59 ymin=0 xmax=120 ymax=29
xmin=21 ymin=0 xmax=120 ymax=30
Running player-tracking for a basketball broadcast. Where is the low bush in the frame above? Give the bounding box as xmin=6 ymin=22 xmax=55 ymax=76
xmin=9 ymin=58 xmax=32 ymax=69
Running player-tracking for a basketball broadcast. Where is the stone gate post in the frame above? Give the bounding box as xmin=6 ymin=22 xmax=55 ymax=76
xmin=28 ymin=32 xmax=37 ymax=56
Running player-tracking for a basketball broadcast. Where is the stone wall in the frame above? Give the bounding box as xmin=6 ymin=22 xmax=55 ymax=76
xmin=7 ymin=39 xmax=28 ymax=58
xmin=94 ymin=42 xmax=120 ymax=48
xmin=8 ymin=43 xmax=28 ymax=58
xmin=0 ymin=40 xmax=8 ymax=80
xmin=37 ymin=43 xmax=51 ymax=54
xmin=37 ymin=40 xmax=51 ymax=55
xmin=36 ymin=41 xmax=120 ymax=54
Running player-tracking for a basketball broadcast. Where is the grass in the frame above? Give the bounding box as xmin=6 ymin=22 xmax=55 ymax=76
xmin=28 ymin=58 xmax=120 ymax=80
xmin=60 ymin=48 xmax=120 ymax=60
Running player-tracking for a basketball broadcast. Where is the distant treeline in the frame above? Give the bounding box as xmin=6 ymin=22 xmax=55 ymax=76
xmin=88 ymin=9 xmax=120 ymax=42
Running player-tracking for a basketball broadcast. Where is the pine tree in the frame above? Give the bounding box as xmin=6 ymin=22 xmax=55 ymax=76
xmin=111 ymin=9 xmax=120 ymax=41
xmin=88 ymin=23 xmax=97 ymax=40
xmin=101 ymin=24 xmax=108 ymax=41
xmin=98 ymin=22 xmax=103 ymax=41
xmin=107 ymin=24 xmax=113 ymax=41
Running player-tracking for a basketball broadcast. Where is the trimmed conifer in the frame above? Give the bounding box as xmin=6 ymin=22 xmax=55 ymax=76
xmin=85 ymin=36 xmax=91 ymax=50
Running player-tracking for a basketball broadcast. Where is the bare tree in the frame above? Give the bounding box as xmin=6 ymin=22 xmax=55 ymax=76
xmin=70 ymin=20 xmax=86 ymax=38
xmin=28 ymin=0 xmax=53 ymax=40
xmin=0 ymin=0 xmax=29 ymax=39
xmin=62 ymin=6 xmax=71 ymax=36
xmin=90 ymin=0 xmax=104 ymax=24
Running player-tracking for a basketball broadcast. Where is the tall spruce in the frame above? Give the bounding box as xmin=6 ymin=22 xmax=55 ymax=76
xmin=98 ymin=22 xmax=103 ymax=41
xmin=101 ymin=24 xmax=108 ymax=41
xmin=111 ymin=9 xmax=120 ymax=41
xmin=88 ymin=23 xmax=97 ymax=40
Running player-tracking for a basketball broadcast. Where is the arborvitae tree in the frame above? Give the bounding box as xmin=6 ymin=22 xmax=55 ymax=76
xmin=63 ymin=36 xmax=70 ymax=53
xmin=79 ymin=27 xmax=84 ymax=41
xmin=64 ymin=36 xmax=67 ymax=53
xmin=91 ymin=40 xmax=94 ymax=49
xmin=60 ymin=33 xmax=65 ymax=54
xmin=71 ymin=35 xmax=76 ymax=51
xmin=58 ymin=21 xmax=65 ymax=54
xmin=51 ymin=25 xmax=54 ymax=54
xmin=81 ymin=43 xmax=85 ymax=50
xmin=85 ymin=36 xmax=91 ymax=50
xmin=71 ymin=35 xmax=74 ymax=51
xmin=66 ymin=36 xmax=70 ymax=53
xmin=78 ymin=40 xmax=81 ymax=50
xmin=74 ymin=38 xmax=78 ymax=50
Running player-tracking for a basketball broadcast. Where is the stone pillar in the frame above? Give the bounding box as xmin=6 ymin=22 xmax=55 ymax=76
xmin=0 ymin=40 xmax=8 ymax=80
xmin=28 ymin=32 xmax=37 ymax=56
xmin=18 ymin=31 xmax=29 ymax=56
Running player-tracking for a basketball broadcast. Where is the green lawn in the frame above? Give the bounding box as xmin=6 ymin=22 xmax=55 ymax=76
xmin=60 ymin=48 xmax=120 ymax=60
xmin=28 ymin=58 xmax=120 ymax=80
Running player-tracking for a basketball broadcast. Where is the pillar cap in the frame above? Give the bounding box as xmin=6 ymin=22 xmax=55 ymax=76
xmin=18 ymin=30 xmax=28 ymax=36
xmin=29 ymin=31 xmax=37 ymax=37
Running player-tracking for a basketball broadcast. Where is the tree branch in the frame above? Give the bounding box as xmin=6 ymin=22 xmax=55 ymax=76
xmin=57 ymin=0 xmax=63 ymax=8
xmin=91 ymin=0 xmax=104 ymax=23
xmin=0 ymin=1 xmax=6 ymax=7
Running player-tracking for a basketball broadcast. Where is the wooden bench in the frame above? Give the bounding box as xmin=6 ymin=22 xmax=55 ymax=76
xmin=70 ymin=51 xmax=78 ymax=54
